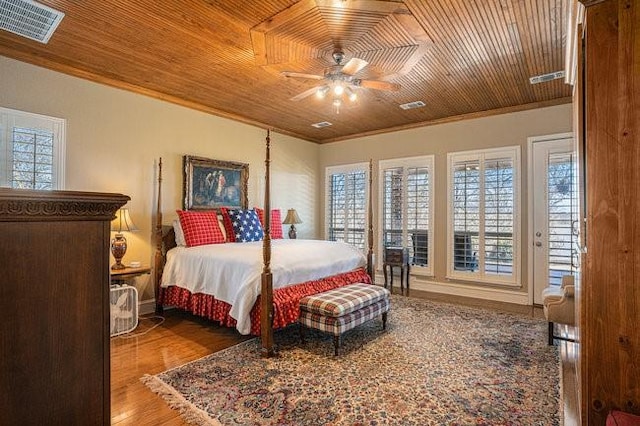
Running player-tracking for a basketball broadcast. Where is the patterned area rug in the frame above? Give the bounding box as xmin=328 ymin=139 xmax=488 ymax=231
xmin=142 ymin=295 xmax=561 ymax=425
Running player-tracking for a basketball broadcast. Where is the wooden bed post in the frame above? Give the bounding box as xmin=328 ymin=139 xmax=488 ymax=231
xmin=154 ymin=157 xmax=164 ymax=314
xmin=367 ymin=159 xmax=374 ymax=279
xmin=260 ymin=130 xmax=275 ymax=357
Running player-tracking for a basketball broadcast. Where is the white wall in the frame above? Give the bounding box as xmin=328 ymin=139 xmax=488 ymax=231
xmin=0 ymin=56 xmax=319 ymax=300
xmin=319 ymin=104 xmax=573 ymax=302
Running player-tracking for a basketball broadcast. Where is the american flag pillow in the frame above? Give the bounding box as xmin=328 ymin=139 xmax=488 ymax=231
xmin=227 ymin=208 xmax=264 ymax=242
xmin=254 ymin=208 xmax=284 ymax=239
xmin=176 ymin=210 xmax=225 ymax=247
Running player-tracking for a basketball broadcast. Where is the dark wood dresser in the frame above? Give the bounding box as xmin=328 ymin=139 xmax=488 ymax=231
xmin=0 ymin=189 xmax=128 ymax=425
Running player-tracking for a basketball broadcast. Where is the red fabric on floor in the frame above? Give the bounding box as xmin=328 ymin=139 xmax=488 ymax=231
xmin=607 ymin=410 xmax=640 ymax=426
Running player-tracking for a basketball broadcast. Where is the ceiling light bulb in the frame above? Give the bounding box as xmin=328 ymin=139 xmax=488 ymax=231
xmin=346 ymin=87 xmax=357 ymax=102
xmin=316 ymin=85 xmax=329 ymax=99
xmin=334 ymin=84 xmax=344 ymax=96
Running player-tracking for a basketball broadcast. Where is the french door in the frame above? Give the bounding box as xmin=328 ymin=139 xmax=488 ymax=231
xmin=530 ymin=134 xmax=579 ymax=304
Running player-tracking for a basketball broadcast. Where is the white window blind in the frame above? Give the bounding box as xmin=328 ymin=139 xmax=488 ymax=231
xmin=380 ymin=155 xmax=434 ymax=275
xmin=447 ymin=147 xmax=520 ymax=286
xmin=325 ymin=163 xmax=368 ymax=251
xmin=0 ymin=107 xmax=65 ymax=190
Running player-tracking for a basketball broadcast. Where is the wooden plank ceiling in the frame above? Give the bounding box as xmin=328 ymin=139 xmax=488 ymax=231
xmin=0 ymin=0 xmax=571 ymax=143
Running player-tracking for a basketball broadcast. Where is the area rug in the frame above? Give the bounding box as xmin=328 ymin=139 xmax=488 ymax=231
xmin=142 ymin=295 xmax=561 ymax=425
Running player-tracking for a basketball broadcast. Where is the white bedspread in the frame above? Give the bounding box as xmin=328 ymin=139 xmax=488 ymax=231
xmin=161 ymin=239 xmax=366 ymax=334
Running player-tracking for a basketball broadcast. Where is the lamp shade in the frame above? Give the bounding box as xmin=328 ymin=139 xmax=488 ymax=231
xmin=111 ymin=208 xmax=139 ymax=233
xmin=282 ymin=208 xmax=302 ymax=225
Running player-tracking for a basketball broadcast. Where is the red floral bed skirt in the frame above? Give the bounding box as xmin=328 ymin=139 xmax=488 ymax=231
xmin=160 ymin=268 xmax=371 ymax=335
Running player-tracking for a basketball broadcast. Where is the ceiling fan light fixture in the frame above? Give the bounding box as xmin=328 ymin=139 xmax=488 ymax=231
xmin=332 ymin=98 xmax=342 ymax=114
xmin=282 ymin=50 xmax=399 ymax=112
xmin=345 ymin=87 xmax=357 ymax=102
xmin=316 ymin=85 xmax=329 ymax=98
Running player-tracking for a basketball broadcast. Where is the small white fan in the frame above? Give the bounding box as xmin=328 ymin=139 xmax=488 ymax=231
xmin=110 ymin=285 xmax=138 ymax=336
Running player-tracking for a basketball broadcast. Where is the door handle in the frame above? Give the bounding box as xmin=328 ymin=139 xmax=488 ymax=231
xmin=572 ymin=219 xmax=580 ymax=236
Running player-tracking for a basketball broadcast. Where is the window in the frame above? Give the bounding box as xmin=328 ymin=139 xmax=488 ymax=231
xmin=379 ymin=155 xmax=434 ymax=275
xmin=0 ymin=107 xmax=65 ymax=190
xmin=547 ymin=151 xmax=579 ymax=285
xmin=325 ymin=163 xmax=369 ymax=251
xmin=447 ymin=147 xmax=521 ymax=286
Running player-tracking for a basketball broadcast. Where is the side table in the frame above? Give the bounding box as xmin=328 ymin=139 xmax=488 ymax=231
xmin=383 ymin=247 xmax=409 ymax=293
xmin=110 ymin=265 xmax=151 ymax=285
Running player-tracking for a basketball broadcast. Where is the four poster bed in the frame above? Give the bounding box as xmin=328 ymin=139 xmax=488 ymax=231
xmin=154 ymin=131 xmax=374 ymax=356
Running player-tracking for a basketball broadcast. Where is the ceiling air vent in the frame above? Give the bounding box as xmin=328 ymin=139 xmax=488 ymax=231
xmin=311 ymin=121 xmax=332 ymax=128
xmin=0 ymin=0 xmax=65 ymax=44
xmin=529 ymin=70 xmax=565 ymax=85
xmin=399 ymin=101 xmax=426 ymax=110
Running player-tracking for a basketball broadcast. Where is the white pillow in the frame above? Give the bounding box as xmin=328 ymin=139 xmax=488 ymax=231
xmin=173 ymin=219 xmax=186 ymax=246
xmin=218 ymin=216 xmax=227 ymax=242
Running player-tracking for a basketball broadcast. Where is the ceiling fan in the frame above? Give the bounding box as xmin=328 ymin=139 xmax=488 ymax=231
xmin=282 ymin=51 xmax=401 ymax=113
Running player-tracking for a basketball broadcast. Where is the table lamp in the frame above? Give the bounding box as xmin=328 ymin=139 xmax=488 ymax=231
xmin=110 ymin=208 xmax=139 ymax=270
xmin=282 ymin=208 xmax=302 ymax=239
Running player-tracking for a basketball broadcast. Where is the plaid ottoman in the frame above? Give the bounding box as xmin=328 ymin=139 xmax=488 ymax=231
xmin=299 ymin=283 xmax=390 ymax=355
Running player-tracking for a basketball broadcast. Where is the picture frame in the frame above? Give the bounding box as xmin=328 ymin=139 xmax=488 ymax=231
xmin=183 ymin=155 xmax=248 ymax=210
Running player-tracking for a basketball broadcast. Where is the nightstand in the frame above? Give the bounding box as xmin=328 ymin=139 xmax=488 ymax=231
xmin=110 ymin=265 xmax=151 ymax=285
xmin=383 ymin=247 xmax=409 ymax=293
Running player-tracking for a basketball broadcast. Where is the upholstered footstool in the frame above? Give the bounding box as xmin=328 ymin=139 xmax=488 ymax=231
xmin=299 ymin=283 xmax=390 ymax=356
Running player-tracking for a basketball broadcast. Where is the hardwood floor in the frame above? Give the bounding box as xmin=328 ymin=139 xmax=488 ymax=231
xmin=559 ymin=338 xmax=580 ymax=426
xmin=110 ymin=311 xmax=248 ymax=425
xmin=110 ymin=290 xmax=578 ymax=425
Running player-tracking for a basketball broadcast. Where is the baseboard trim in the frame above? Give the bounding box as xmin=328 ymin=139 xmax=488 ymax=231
xmin=139 ymin=298 xmax=156 ymax=315
xmin=412 ymin=278 xmax=529 ymax=305
xmin=374 ymin=272 xmax=529 ymax=305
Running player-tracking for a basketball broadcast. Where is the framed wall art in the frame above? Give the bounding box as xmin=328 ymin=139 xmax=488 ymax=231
xmin=183 ymin=155 xmax=248 ymax=210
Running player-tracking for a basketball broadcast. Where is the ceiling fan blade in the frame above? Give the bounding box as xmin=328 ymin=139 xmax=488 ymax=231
xmin=281 ymin=71 xmax=324 ymax=80
xmin=358 ymin=79 xmax=401 ymax=91
xmin=290 ymin=86 xmax=321 ymax=101
xmin=341 ymin=58 xmax=368 ymax=76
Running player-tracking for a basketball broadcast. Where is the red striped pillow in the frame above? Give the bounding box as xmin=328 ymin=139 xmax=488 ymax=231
xmin=254 ymin=208 xmax=284 ymax=239
xmin=176 ymin=210 xmax=225 ymax=247
xmin=219 ymin=207 xmax=236 ymax=242
xmin=270 ymin=209 xmax=284 ymax=239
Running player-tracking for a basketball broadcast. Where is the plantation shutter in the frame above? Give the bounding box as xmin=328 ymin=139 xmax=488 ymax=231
xmin=452 ymin=160 xmax=481 ymax=272
xmin=380 ymin=156 xmax=433 ymax=275
xmin=547 ymin=151 xmax=578 ymax=284
xmin=382 ymin=167 xmax=403 ymax=248
xmin=11 ymin=127 xmax=54 ymax=189
xmin=0 ymin=107 xmax=65 ymax=190
xmin=326 ymin=164 xmax=368 ymax=250
xmin=484 ymin=157 xmax=515 ymax=275
xmin=448 ymin=147 xmax=520 ymax=285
